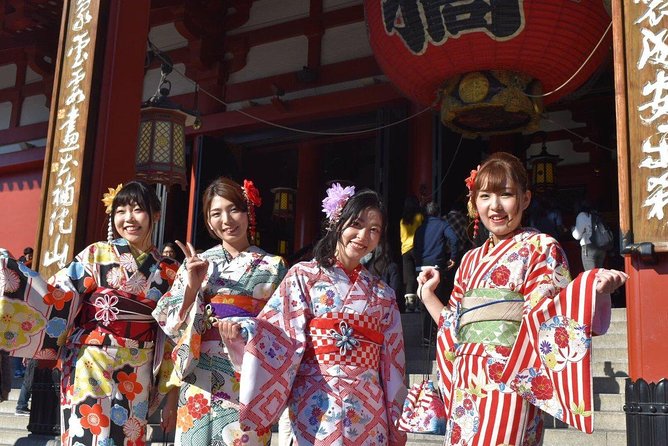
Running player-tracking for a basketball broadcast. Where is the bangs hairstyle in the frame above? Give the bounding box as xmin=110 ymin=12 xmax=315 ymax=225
xmin=473 ymin=152 xmax=529 ymax=197
xmin=201 ymin=177 xmax=248 ymax=240
xmin=313 ymin=189 xmax=389 ymax=270
xmin=111 ymin=181 xmax=161 ymax=237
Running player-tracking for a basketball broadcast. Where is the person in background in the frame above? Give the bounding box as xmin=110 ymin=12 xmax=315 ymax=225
xmin=572 ymin=202 xmax=607 ymax=270
xmin=418 ymin=152 xmax=627 ymax=446
xmin=161 ymin=242 xmax=178 ymax=260
xmin=399 ymin=196 xmax=424 ymax=312
xmin=413 ymin=201 xmax=459 ymax=344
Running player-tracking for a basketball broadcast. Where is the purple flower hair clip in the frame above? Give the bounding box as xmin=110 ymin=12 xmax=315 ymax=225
xmin=322 ymin=183 xmax=355 ymax=229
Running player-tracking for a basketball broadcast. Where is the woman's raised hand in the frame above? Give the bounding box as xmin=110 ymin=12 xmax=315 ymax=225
xmin=417 ymin=267 xmax=441 ymax=295
xmin=595 ymin=268 xmax=629 ymax=295
xmin=175 ymin=240 xmax=209 ymax=290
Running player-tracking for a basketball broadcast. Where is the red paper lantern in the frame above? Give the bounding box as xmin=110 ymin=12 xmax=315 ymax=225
xmin=366 ymin=0 xmax=612 ymax=134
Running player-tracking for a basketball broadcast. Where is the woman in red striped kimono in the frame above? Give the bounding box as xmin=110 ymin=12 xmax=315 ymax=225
xmin=220 ymin=186 xmax=407 ymax=446
xmin=417 ymin=152 xmax=627 ymax=446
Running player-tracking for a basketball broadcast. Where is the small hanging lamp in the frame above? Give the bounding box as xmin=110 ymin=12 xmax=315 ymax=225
xmin=270 ymin=187 xmax=296 ymax=220
xmin=136 ymin=49 xmax=198 ymax=189
xmin=527 ymin=132 xmax=562 ymax=193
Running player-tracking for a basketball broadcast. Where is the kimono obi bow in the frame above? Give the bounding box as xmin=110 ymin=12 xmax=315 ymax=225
xmin=202 ymin=294 xmax=266 ymax=341
xmin=80 ymin=287 xmax=157 ymax=343
xmin=457 ymin=288 xmax=524 ymax=347
xmin=307 ymin=312 xmax=383 ymax=369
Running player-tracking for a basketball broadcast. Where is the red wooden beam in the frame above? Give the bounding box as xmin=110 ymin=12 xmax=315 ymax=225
xmin=0 ymin=122 xmax=48 ymax=145
xmin=187 ymin=82 xmax=407 ymax=136
xmin=0 ymin=146 xmax=44 ymax=174
xmin=224 ymin=5 xmax=363 ymax=49
xmin=223 ymin=56 xmax=382 ymax=103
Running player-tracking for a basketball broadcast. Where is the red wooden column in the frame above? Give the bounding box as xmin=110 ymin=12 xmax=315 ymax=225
xmin=612 ymin=1 xmax=668 ymax=443
xmin=84 ymin=1 xmax=151 ymax=244
xmin=294 ymin=141 xmax=322 ymax=251
xmin=408 ymin=105 xmax=432 ymax=200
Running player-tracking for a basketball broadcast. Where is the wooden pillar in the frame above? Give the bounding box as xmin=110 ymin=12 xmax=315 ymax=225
xmin=409 ymin=104 xmax=432 ymax=202
xmin=612 ymin=0 xmax=668 ymax=443
xmin=84 ymin=1 xmax=151 ymax=244
xmin=294 ymin=142 xmax=321 ymax=251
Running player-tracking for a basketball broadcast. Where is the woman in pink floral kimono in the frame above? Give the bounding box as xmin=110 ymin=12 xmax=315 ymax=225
xmin=221 ymin=185 xmax=407 ymax=446
xmin=417 ymin=152 xmax=627 ymax=446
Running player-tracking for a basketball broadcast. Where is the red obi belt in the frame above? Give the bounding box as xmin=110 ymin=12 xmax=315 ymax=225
xmin=306 ymin=312 xmax=383 ymax=368
xmin=80 ymin=287 xmax=157 ymax=343
xmin=202 ymin=294 xmax=266 ymax=341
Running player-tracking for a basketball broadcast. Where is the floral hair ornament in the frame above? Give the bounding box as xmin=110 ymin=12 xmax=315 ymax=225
xmin=322 ymin=183 xmax=355 ymax=230
xmin=101 ymin=183 xmax=123 ymax=243
xmin=241 ymin=179 xmax=262 ymax=243
xmin=465 ymin=166 xmax=481 ymax=238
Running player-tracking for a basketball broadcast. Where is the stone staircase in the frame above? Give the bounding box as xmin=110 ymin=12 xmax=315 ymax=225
xmin=400 ymin=308 xmax=629 ymax=446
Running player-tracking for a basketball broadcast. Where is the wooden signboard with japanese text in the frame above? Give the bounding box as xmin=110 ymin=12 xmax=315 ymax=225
xmin=614 ymin=0 xmax=668 ymax=252
xmin=35 ymin=0 xmax=101 ymax=277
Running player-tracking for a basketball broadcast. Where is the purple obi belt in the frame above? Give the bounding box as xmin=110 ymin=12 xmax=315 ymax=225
xmin=202 ymin=294 xmax=266 ymax=341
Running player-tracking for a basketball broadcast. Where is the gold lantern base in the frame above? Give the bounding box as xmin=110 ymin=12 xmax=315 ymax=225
xmin=440 ymin=71 xmax=543 ymax=137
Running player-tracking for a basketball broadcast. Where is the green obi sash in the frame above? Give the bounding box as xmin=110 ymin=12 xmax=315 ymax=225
xmin=457 ymin=288 xmax=524 ymax=347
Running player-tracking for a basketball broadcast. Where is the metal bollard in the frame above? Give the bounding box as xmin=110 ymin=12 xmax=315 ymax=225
xmin=624 ymin=378 xmax=668 ymax=446
xmin=27 ymin=367 xmax=60 ymax=436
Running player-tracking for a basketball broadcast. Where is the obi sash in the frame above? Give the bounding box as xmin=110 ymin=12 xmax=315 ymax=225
xmin=457 ymin=288 xmax=524 ymax=347
xmin=304 ymin=312 xmax=383 ymax=369
xmin=79 ymin=287 xmax=157 ymax=343
xmin=202 ymin=294 xmax=265 ymax=341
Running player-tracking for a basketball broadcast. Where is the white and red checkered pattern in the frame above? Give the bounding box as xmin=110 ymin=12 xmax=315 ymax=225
xmin=308 ymin=312 xmax=382 ymax=368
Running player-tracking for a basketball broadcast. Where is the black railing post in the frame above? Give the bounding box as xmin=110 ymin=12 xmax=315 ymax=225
xmin=26 ymin=367 xmax=60 ymax=436
xmin=625 ymin=378 xmax=668 ymax=445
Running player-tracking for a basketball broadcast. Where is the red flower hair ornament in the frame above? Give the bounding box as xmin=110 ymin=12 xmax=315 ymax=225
xmin=242 ymin=180 xmax=262 ymax=242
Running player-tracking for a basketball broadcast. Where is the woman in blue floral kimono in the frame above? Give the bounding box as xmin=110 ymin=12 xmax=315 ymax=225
xmin=153 ymin=177 xmax=287 ymax=446
xmin=0 ymin=181 xmax=180 ymax=446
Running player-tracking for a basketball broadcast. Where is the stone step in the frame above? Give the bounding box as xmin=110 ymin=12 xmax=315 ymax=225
xmin=596 ymin=392 xmax=625 ymax=412
xmin=542 ymin=428 xmax=626 ymax=446
xmin=593 ymin=347 xmax=630 ymax=363
xmin=610 ymin=308 xmax=627 ymax=322
xmin=544 ymin=410 xmax=626 ymax=431
xmin=593 ymin=333 xmax=628 ymax=348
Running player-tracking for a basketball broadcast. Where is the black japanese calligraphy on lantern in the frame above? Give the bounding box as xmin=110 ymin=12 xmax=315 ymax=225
xmin=382 ymin=0 xmax=525 ymax=54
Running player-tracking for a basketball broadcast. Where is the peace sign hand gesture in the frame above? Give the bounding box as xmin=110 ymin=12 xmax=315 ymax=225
xmin=175 ymin=240 xmax=209 ymax=291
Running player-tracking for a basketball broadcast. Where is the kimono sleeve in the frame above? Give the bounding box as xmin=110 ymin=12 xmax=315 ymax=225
xmin=435 ymin=261 xmax=463 ymax=417
xmin=0 ymin=244 xmax=96 ymax=358
xmin=523 ymin=235 xmax=572 ymax=308
xmin=238 ymin=264 xmax=310 ymax=432
xmin=500 ymin=270 xmax=600 ymax=434
xmin=378 ymin=286 xmax=408 ymax=446
xmin=152 ymin=263 xmax=208 ymax=382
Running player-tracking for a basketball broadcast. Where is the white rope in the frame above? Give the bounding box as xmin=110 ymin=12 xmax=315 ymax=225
xmin=525 ymin=22 xmax=612 ymax=98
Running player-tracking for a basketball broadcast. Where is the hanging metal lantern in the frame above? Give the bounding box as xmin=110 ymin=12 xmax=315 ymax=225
xmin=136 ymin=57 xmax=197 ymax=189
xmin=277 ymin=239 xmax=289 ymax=256
xmin=527 ymin=136 xmax=562 ymax=193
xmin=270 ymin=187 xmax=296 ymax=220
